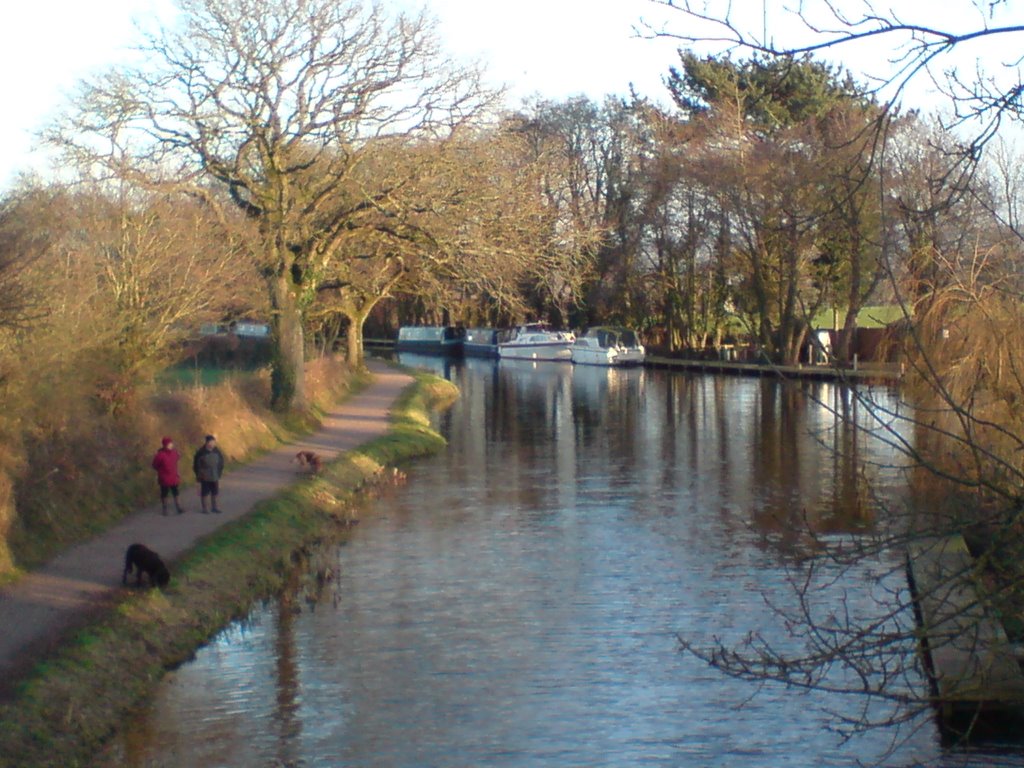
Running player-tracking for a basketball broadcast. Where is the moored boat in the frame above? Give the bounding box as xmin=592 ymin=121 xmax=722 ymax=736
xmin=497 ymin=323 xmax=575 ymax=362
xmin=571 ymin=326 xmax=645 ymax=366
xmin=396 ymin=326 xmax=465 ymax=356
xmin=463 ymin=327 xmax=511 ymax=358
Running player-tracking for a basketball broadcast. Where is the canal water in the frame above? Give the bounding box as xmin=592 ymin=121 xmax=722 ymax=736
xmin=106 ymin=359 xmax=1024 ymax=767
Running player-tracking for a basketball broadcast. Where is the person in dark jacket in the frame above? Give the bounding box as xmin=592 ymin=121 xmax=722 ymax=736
xmin=193 ymin=434 xmax=225 ymax=514
xmin=152 ymin=436 xmax=185 ymax=515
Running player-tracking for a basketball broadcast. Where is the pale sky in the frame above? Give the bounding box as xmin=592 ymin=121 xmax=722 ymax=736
xmin=0 ymin=0 xmax=1012 ymax=190
xmin=0 ymin=0 xmax=680 ymax=189
xmin=0 ymin=0 xmax=160 ymax=187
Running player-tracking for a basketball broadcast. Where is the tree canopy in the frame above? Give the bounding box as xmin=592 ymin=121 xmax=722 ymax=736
xmin=667 ymin=53 xmax=870 ymax=129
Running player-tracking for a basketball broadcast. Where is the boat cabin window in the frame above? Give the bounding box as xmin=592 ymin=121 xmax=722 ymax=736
xmin=588 ymin=328 xmax=639 ymax=347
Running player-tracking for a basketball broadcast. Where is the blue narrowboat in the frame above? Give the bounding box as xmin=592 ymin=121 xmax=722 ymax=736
xmin=396 ymin=326 xmax=465 ymax=356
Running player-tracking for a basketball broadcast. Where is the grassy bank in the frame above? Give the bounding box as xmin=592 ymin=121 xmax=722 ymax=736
xmin=0 ymin=372 xmax=458 ymax=768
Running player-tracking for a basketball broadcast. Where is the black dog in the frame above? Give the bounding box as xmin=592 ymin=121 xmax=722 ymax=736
xmin=122 ymin=543 xmax=171 ymax=588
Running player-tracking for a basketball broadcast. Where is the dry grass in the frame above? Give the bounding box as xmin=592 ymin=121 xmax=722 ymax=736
xmin=894 ymin=241 xmax=1024 ymax=518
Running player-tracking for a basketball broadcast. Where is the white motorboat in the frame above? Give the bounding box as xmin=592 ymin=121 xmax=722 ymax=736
xmin=571 ymin=327 xmax=645 ymax=366
xmin=498 ymin=323 xmax=575 ymax=361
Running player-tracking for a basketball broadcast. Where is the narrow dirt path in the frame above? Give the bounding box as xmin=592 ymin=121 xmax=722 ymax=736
xmin=0 ymin=361 xmax=412 ymax=688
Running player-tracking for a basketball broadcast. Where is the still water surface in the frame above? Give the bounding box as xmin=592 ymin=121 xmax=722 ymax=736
xmin=109 ymin=359 xmax=1024 ymax=767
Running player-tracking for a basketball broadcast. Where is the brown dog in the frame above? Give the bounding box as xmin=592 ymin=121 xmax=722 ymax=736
xmin=294 ymin=450 xmax=323 ymax=474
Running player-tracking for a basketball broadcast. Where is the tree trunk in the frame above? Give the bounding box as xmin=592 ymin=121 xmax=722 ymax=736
xmin=750 ymin=233 xmax=773 ymax=357
xmin=835 ymin=211 xmax=864 ymax=363
xmin=270 ymin=273 xmax=306 ymax=411
xmin=783 ymin=324 xmax=808 ymax=366
xmin=344 ymin=305 xmax=373 ymax=368
xmin=318 ymin=315 xmax=344 ymax=358
xmin=837 ymin=310 xmax=858 ymax=364
xmin=345 ymin=317 xmax=363 ymax=367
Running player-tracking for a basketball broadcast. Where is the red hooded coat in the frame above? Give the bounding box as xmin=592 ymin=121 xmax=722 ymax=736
xmin=152 ymin=438 xmax=181 ymax=486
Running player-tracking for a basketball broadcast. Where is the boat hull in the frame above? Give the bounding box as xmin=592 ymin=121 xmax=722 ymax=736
xmin=571 ymin=347 xmax=645 ymax=366
xmin=395 ymin=339 xmax=464 ymax=356
xmin=498 ymin=325 xmax=575 ymax=361
xmin=396 ymin=326 xmax=465 ymax=356
xmin=498 ymin=342 xmax=574 ymax=362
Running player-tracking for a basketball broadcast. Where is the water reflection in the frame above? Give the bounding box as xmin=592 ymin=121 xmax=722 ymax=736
xmin=104 ymin=361 xmax=1024 ymax=767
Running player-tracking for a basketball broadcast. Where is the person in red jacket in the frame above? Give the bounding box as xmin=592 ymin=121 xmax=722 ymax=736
xmin=152 ymin=436 xmax=185 ymax=515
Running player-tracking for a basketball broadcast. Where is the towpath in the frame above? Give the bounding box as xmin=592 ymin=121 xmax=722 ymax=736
xmin=0 ymin=361 xmax=412 ymax=693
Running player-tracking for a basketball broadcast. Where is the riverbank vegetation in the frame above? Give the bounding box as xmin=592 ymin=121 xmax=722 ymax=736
xmin=0 ymin=372 xmax=456 ymax=768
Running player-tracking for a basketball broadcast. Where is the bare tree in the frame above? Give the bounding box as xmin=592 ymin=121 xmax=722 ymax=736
xmin=510 ymin=97 xmax=648 ymax=327
xmin=92 ymin=193 xmax=257 ymax=382
xmin=0 ymin=187 xmax=51 ymax=346
xmin=2 ymin=185 xmax=256 ymax=413
xmin=56 ymin=0 xmax=495 ymax=409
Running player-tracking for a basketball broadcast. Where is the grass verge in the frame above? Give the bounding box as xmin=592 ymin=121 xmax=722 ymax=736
xmin=0 ymin=371 xmax=458 ymax=768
